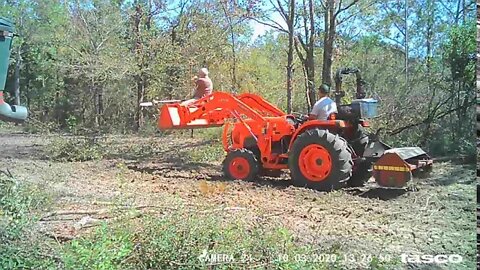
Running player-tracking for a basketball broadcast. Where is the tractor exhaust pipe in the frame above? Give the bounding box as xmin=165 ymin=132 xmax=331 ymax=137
xmin=334 ymin=68 xmax=367 ymax=105
xmin=0 ymin=17 xmax=27 ymax=123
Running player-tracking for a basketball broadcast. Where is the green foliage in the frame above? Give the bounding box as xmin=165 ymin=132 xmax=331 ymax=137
xmin=0 ymin=175 xmax=30 ymax=238
xmin=62 ymin=212 xmax=318 ymax=269
xmin=47 ymin=137 xmax=105 ymax=162
xmin=442 ymin=20 xmax=476 ymax=82
xmin=61 ymin=210 xmax=400 ymax=269
xmin=0 ymin=175 xmax=56 ymax=269
xmin=21 ymin=117 xmax=61 ymax=134
xmin=63 ymin=223 xmax=134 ymax=270
xmin=1 ymin=0 xmax=475 ymax=156
xmin=66 ymin=115 xmax=77 ymax=133
xmin=188 ymin=142 xmax=225 ymax=163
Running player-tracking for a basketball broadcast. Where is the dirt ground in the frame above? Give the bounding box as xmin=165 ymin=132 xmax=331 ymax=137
xmin=1 ymin=128 xmax=476 ymax=269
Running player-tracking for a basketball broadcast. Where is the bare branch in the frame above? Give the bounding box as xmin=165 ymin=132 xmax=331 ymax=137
xmin=337 ymin=0 xmax=344 ymax=14
xmin=247 ymin=16 xmax=288 ymax=33
xmin=335 ymin=0 xmax=360 ymax=17
xmin=296 ymin=34 xmax=307 ymax=52
xmin=389 ymin=99 xmax=476 ymax=136
xmin=294 ymin=37 xmax=306 ymax=64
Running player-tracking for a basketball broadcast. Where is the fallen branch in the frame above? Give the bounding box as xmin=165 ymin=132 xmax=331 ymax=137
xmin=261 ymin=211 xmax=287 ymax=218
xmin=0 ymin=168 xmax=13 ymax=178
xmin=40 ymin=205 xmax=176 ymax=221
xmin=41 ymin=209 xmax=108 ymax=220
xmin=79 ymin=212 xmax=144 ymax=229
xmin=41 ymin=205 xmax=247 ymax=223
xmin=197 ymin=206 xmax=246 ymax=214
xmin=44 ymin=232 xmax=75 ymax=242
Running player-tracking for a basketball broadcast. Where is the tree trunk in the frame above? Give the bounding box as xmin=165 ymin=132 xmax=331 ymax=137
xmin=421 ymin=0 xmax=435 ymax=145
xmin=14 ymin=48 xmax=21 ymax=105
xmin=230 ymin=28 xmax=238 ymax=92
xmin=221 ymin=1 xmax=238 ymax=92
xmin=404 ymin=0 xmax=409 ymax=89
xmin=133 ymin=4 xmax=143 ymax=131
xmin=286 ymin=0 xmax=295 ymax=113
xmin=321 ymin=0 xmax=335 ymax=87
xmin=135 ymin=75 xmax=145 ymax=131
xmin=90 ymin=80 xmax=103 ymax=129
xmin=98 ymin=88 xmax=103 ymax=125
xmin=286 ymin=63 xmax=294 ymax=113
xmin=306 ymin=0 xmax=316 ymax=107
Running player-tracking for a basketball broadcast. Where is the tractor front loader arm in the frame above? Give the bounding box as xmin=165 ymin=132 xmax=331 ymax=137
xmin=157 ymin=91 xmax=293 ymax=167
xmin=157 ymin=92 xmax=276 ymax=131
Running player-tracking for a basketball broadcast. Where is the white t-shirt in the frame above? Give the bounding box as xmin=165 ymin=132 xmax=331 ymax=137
xmin=310 ymin=97 xmax=337 ymax=120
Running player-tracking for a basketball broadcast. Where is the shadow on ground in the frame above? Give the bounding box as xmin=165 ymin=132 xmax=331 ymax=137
xmin=345 ymin=187 xmax=407 ymax=200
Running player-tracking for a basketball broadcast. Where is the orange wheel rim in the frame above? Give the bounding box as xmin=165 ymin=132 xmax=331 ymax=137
xmin=298 ymin=144 xmax=332 ymax=182
xmin=229 ymin=157 xmax=250 ymax=179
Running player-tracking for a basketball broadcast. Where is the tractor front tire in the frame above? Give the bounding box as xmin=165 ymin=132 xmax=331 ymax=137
xmin=222 ymin=149 xmax=259 ymax=182
xmin=289 ymin=129 xmax=353 ymax=191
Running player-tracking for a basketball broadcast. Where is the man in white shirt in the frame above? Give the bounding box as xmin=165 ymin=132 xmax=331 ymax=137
xmin=308 ymin=84 xmax=337 ymax=120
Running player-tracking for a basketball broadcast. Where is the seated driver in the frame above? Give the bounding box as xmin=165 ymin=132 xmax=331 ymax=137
xmin=308 ymin=84 xmax=337 ymax=120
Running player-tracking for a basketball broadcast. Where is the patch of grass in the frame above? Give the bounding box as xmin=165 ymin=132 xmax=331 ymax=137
xmin=62 ymin=212 xmax=320 ymax=269
xmin=61 ymin=209 xmax=398 ymax=270
xmin=0 ymin=175 xmax=56 ymax=270
xmin=187 ymin=141 xmax=225 ymax=163
xmin=63 ymin=223 xmax=135 ymax=270
xmin=46 ymin=136 xmax=105 ymax=162
xmin=194 ymin=127 xmax=224 ymax=141
xmin=178 ymin=128 xmax=225 ymax=163
xmin=22 ymin=118 xmax=60 ymax=135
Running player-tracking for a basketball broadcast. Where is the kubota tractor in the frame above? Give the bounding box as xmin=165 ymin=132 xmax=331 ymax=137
xmin=155 ymin=68 xmax=432 ymax=191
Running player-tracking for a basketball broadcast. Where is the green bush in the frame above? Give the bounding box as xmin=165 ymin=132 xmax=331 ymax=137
xmin=0 ymin=175 xmax=48 ymax=239
xmin=0 ymin=175 xmax=56 ymax=270
xmin=47 ymin=137 xmax=105 ymax=162
xmin=63 ymin=223 xmax=134 ymax=270
xmin=62 ymin=211 xmax=342 ymax=270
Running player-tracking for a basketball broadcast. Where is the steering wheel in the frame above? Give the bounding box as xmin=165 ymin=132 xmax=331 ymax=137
xmin=290 ymin=112 xmax=309 ymax=125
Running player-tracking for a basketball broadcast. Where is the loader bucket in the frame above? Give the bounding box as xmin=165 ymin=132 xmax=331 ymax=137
xmin=158 ymin=104 xmax=224 ymax=130
xmin=0 ymin=17 xmax=28 ymax=123
xmin=373 ymin=147 xmax=433 ymax=188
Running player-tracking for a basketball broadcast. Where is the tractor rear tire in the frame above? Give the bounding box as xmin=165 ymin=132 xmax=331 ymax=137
xmin=289 ymin=129 xmax=353 ymax=191
xmin=351 ymin=124 xmax=369 ymax=156
xmin=222 ymin=149 xmax=259 ymax=182
xmin=348 ymin=159 xmax=372 ymax=187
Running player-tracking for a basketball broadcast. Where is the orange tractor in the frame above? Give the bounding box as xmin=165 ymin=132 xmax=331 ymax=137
xmin=156 ymin=68 xmax=432 ymax=191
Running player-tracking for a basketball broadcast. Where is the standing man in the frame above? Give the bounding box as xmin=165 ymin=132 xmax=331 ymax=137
xmin=182 ymin=68 xmax=213 ymax=105
xmin=308 ymin=84 xmax=337 ymax=120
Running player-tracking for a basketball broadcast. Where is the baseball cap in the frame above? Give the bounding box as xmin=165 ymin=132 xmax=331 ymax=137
xmin=319 ymin=84 xmax=330 ymax=93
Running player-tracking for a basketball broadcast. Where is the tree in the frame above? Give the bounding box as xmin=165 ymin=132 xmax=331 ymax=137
xmin=245 ymin=0 xmax=296 ymax=112
xmin=320 ymin=0 xmax=361 ymax=87
xmin=64 ymin=0 xmax=129 ymax=128
xmin=129 ymin=0 xmax=164 ymax=131
xmin=295 ymin=0 xmax=316 ymax=109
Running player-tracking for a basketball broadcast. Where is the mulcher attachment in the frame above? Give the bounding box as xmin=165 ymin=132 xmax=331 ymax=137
xmin=372 ymin=146 xmax=433 ymax=188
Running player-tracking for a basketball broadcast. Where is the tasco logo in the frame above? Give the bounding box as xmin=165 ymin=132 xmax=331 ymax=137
xmin=401 ymin=254 xmax=463 ymax=264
